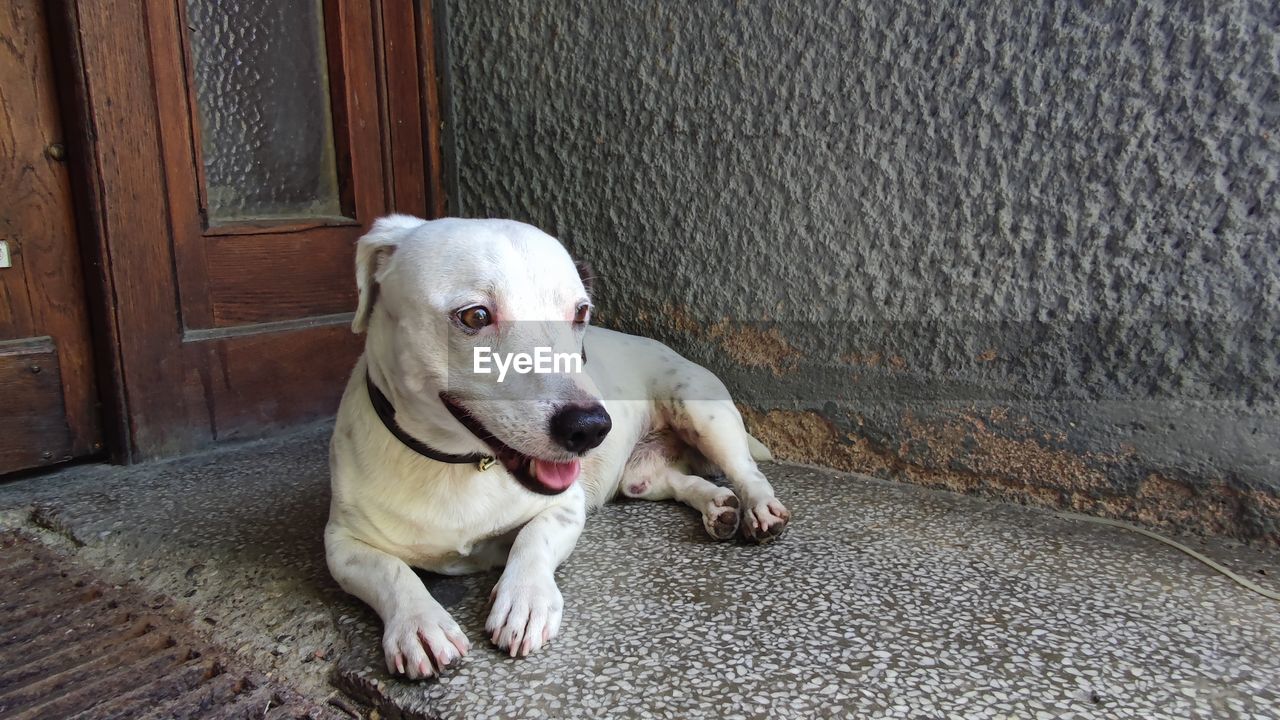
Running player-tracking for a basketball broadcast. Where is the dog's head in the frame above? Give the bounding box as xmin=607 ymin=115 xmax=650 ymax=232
xmin=353 ymin=215 xmax=609 ymax=494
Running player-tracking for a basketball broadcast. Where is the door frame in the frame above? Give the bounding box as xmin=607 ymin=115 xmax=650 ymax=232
xmin=44 ymin=0 xmax=451 ymax=462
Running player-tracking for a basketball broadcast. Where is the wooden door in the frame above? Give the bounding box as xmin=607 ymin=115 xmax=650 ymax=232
xmin=0 ymin=0 xmax=102 ymax=474
xmin=51 ymin=0 xmax=448 ymax=460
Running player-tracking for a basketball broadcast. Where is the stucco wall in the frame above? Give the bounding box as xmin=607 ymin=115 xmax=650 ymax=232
xmin=442 ymin=0 xmax=1280 ymax=541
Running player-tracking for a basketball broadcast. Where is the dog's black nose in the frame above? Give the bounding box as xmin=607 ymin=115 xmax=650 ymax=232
xmin=549 ymin=403 xmax=612 ymax=454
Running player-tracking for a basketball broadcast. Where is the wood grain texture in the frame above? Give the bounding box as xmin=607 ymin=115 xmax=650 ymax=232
xmin=0 ymin=245 xmax=35 ymax=339
xmin=323 ymin=0 xmax=359 ymax=219
xmin=205 ymin=229 xmax=357 ymax=326
xmin=147 ymin=0 xmax=213 ymax=329
xmin=32 ymin=0 xmax=446 ymax=461
xmin=0 ymin=0 xmax=102 ymax=465
xmin=334 ymin=0 xmax=389 ymax=224
xmin=202 ymin=217 xmax=358 ymax=237
xmin=73 ymin=0 xmax=214 ymax=457
xmin=417 ymin=0 xmax=449 ymax=218
xmin=189 ymin=322 xmax=363 ymax=442
xmin=377 ymin=0 xmax=429 ymax=214
xmin=44 ymin=0 xmax=130 ymax=462
xmin=0 ymin=339 xmax=73 ymax=474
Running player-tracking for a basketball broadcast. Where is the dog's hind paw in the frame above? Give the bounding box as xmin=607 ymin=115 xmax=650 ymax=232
xmin=739 ymin=497 xmax=790 ymax=544
xmin=702 ymin=492 xmax=740 ymax=541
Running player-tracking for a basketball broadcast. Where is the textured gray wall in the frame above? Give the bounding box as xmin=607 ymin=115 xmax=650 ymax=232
xmin=443 ymin=0 xmax=1280 ymax=540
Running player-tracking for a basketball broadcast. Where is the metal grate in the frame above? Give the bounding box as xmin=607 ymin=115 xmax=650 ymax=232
xmin=0 ymin=533 xmax=350 ymax=719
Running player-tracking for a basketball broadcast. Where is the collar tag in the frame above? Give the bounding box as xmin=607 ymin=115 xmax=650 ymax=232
xmin=477 ymin=456 xmax=497 ymax=472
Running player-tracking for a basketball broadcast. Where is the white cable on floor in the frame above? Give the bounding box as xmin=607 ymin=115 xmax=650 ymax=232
xmin=1057 ymin=512 xmax=1280 ymax=602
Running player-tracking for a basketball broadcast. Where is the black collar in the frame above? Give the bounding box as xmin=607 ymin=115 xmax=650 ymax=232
xmin=365 ymin=372 xmax=496 ymax=470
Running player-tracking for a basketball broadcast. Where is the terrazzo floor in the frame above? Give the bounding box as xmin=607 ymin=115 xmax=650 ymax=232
xmin=0 ymin=423 xmax=1276 ymax=719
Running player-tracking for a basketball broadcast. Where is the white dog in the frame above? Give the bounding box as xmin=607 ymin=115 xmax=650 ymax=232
xmin=325 ymin=215 xmax=790 ymax=679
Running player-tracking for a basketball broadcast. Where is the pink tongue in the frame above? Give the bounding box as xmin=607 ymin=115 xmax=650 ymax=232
xmin=532 ymin=459 xmax=580 ymax=492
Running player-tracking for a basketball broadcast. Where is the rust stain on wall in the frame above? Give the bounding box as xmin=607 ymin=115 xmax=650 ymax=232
xmin=633 ymin=302 xmax=1278 ymax=543
xmin=840 ymin=352 xmax=909 ymax=372
xmin=737 ymin=407 xmax=885 ymax=475
xmin=1129 ymin=472 xmax=1280 ymax=540
xmin=664 ymin=304 xmax=801 ymax=376
xmin=740 ymin=405 xmax=1280 ymax=544
xmin=707 ymin=323 xmax=798 ymax=376
xmin=896 ymin=412 xmax=1118 ymax=496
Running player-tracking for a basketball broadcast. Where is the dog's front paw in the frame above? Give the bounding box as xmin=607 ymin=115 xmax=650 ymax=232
xmin=486 ymin=572 xmax=564 ymax=658
xmin=383 ymin=606 xmax=470 ymax=680
xmin=740 ymin=497 xmax=790 ymax=544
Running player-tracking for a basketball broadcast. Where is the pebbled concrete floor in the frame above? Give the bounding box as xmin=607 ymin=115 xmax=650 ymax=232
xmin=0 ymin=423 xmax=1277 ymax=719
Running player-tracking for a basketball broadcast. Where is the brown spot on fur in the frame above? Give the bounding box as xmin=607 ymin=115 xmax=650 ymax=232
xmin=633 ymin=428 xmax=685 ymax=460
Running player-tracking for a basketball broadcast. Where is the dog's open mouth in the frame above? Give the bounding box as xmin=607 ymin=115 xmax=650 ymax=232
xmin=440 ymin=394 xmax=580 ymax=495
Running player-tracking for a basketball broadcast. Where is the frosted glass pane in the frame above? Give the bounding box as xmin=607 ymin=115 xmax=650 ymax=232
xmin=186 ymin=0 xmax=342 ymax=223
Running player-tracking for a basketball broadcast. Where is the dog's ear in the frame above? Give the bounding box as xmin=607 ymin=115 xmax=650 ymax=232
xmin=575 ymin=260 xmax=596 ymax=296
xmin=352 ymin=215 xmax=425 ymax=334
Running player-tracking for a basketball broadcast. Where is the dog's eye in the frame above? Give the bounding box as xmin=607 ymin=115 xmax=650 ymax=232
xmin=573 ymin=303 xmax=591 ymax=325
xmin=456 ymin=306 xmax=492 ymax=330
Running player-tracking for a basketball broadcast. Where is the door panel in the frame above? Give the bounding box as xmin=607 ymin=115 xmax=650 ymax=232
xmin=189 ymin=323 xmax=365 ymax=442
xmin=152 ymin=0 xmax=384 ymax=441
xmin=0 ymin=340 xmax=72 ymax=472
xmin=0 ymin=0 xmax=101 ymax=474
xmin=156 ymin=0 xmax=385 ymax=333
xmin=203 ymin=232 xmax=358 ymax=326
xmin=51 ymin=0 xmax=448 ymax=460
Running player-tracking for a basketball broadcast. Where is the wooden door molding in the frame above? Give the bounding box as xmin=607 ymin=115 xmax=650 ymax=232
xmin=375 ymin=0 xmax=450 ymax=219
xmin=46 ymin=0 xmax=449 ymax=461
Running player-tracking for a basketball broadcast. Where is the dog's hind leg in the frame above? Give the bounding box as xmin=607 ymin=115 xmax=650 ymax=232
xmin=663 ymin=396 xmax=790 ymax=544
xmin=620 ymin=438 xmax=740 ymax=541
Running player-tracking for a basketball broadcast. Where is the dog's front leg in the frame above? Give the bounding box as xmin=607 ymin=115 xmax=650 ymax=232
xmin=486 ymin=493 xmax=586 ymax=657
xmin=325 ymin=525 xmax=470 ymax=679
